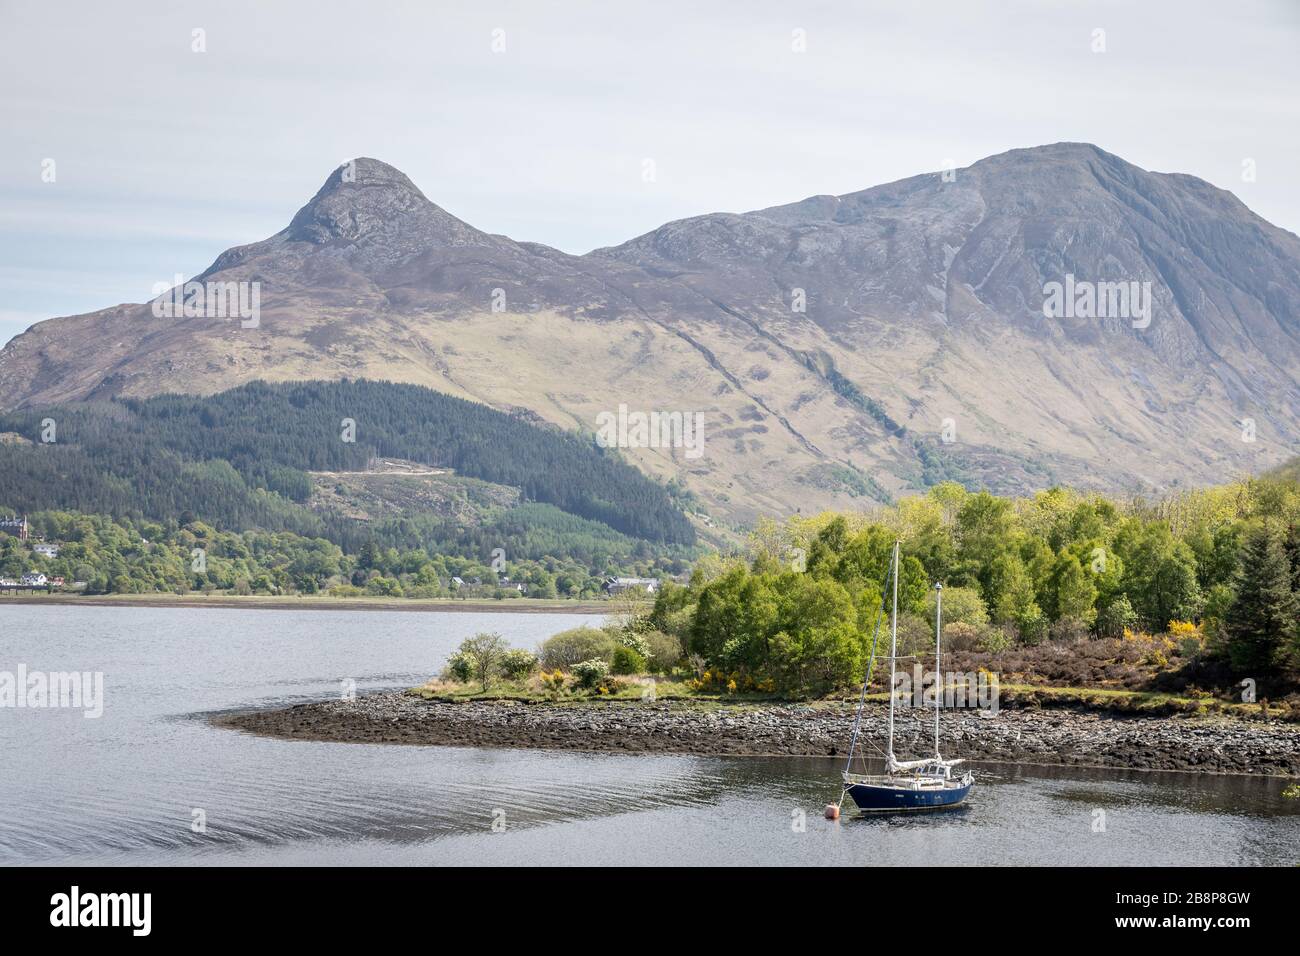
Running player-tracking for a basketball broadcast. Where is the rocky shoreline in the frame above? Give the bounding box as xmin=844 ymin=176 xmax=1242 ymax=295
xmin=213 ymin=691 xmax=1300 ymax=777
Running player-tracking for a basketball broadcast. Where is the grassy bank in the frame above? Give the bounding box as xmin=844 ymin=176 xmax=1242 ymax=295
xmin=414 ymin=675 xmax=779 ymax=706
xmin=411 ymin=674 xmax=1294 ymax=721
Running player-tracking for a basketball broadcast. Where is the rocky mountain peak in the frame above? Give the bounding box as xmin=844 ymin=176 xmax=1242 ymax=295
xmin=285 ymin=157 xmax=435 ymax=244
xmin=198 ymin=158 xmax=494 ymax=278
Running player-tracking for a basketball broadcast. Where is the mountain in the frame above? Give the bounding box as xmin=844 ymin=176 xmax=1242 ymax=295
xmin=3 ymin=145 xmax=1298 ymax=526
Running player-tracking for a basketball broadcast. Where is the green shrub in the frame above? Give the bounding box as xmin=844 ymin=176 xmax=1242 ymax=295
xmin=445 ymin=651 xmax=474 ymax=683
xmin=659 ymin=605 xmax=694 ymax=642
xmin=500 ymin=648 xmax=538 ymax=679
xmin=451 ymin=632 xmax=509 ymax=691
xmin=541 ymin=627 xmax=616 ymax=669
xmin=1199 ymin=583 xmax=1234 ymax=648
xmin=572 ymin=658 xmax=610 ymax=688
xmin=1095 ymin=595 xmax=1138 ymax=639
xmin=611 ymin=645 xmax=646 ymax=675
xmin=364 ymin=576 xmax=403 ymax=597
xmin=941 ymin=621 xmax=984 ymax=652
xmin=1015 ymin=609 xmax=1048 ymax=646
xmin=978 ymin=627 xmax=1014 ymax=654
xmin=927 ymin=586 xmax=989 ymax=627
xmin=403 ymin=584 xmax=443 ymax=599
xmin=643 ymin=629 xmax=683 ymax=672
xmin=613 ymin=628 xmax=650 ymax=659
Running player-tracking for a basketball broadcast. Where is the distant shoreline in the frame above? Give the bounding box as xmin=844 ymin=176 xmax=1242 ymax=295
xmin=0 ymin=593 xmax=609 ymax=615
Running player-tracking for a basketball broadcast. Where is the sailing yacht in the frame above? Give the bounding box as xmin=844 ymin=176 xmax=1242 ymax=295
xmin=840 ymin=541 xmax=974 ymax=812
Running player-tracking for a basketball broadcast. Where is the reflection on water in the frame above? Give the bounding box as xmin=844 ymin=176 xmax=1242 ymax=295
xmin=1 ymin=604 xmax=1296 ymax=866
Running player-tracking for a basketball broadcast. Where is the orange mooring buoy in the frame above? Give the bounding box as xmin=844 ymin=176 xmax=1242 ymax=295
xmin=824 ymin=803 xmax=840 ymax=820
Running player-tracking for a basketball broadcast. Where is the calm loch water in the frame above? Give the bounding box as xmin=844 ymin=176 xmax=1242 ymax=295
xmin=0 ymin=604 xmax=1296 ymax=866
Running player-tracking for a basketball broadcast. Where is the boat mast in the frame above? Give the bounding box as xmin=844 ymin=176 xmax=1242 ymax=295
xmin=843 ymin=554 xmax=892 ymax=777
xmin=887 ymin=541 xmax=898 ymax=762
xmin=934 ymin=582 xmax=943 ymax=760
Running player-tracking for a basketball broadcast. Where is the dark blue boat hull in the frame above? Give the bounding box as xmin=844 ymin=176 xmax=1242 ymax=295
xmin=846 ymin=779 xmax=972 ymax=812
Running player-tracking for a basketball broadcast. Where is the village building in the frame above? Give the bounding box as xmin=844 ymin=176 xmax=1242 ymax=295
xmin=0 ymin=516 xmax=29 ymax=541
xmin=602 ymin=576 xmax=661 ymax=595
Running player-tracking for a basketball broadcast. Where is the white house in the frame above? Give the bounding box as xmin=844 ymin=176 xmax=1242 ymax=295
xmin=21 ymin=572 xmax=48 ymax=587
xmin=33 ymin=543 xmax=60 ymax=558
xmin=602 ymin=576 xmax=661 ymax=595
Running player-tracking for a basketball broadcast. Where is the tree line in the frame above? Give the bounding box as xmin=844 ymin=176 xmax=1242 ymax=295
xmin=0 ymin=509 xmax=680 ymax=598
xmin=645 ymin=476 xmax=1300 ymax=697
xmin=0 ymin=378 xmax=696 ymax=557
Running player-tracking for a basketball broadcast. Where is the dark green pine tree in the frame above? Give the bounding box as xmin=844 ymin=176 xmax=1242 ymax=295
xmin=1224 ymin=525 xmax=1299 ymax=673
xmin=1283 ymin=522 xmax=1300 ymax=594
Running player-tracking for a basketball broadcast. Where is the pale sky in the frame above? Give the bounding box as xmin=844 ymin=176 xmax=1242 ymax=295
xmin=3 ymin=0 xmax=1299 ymax=346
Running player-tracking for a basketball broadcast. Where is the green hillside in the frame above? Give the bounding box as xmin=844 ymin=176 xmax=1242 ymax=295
xmin=0 ymin=379 xmax=697 ymax=565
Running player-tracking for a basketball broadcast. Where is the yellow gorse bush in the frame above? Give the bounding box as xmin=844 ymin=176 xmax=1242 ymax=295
xmin=686 ymin=669 xmax=774 ymax=694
